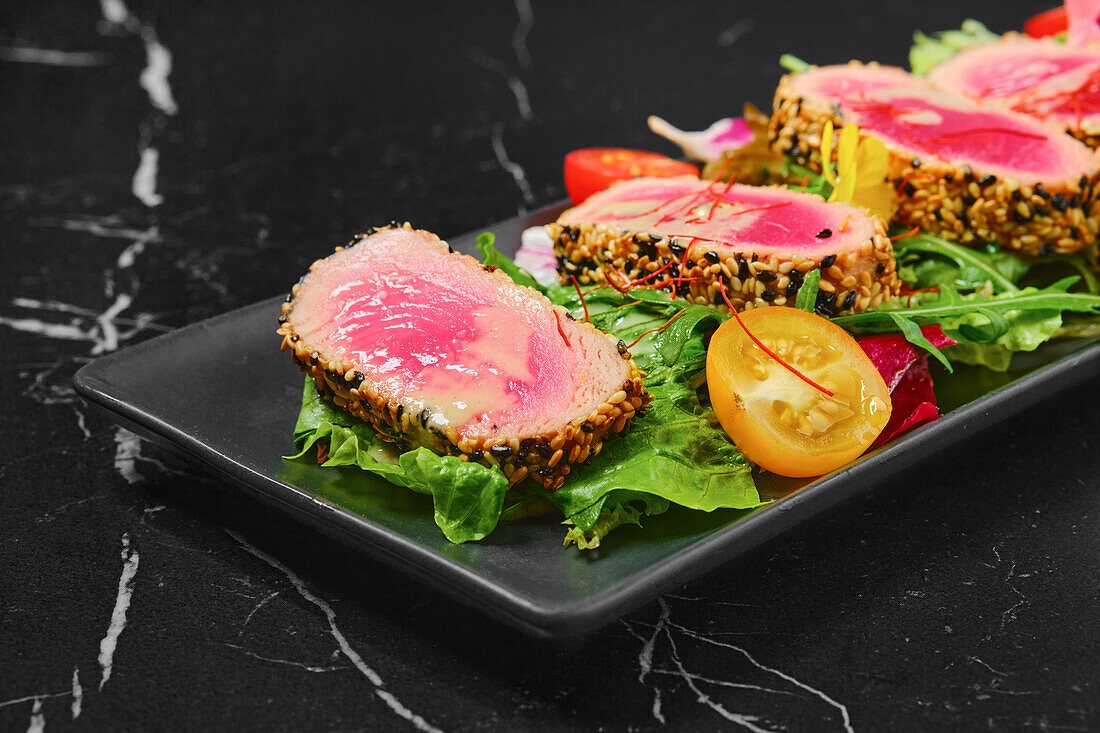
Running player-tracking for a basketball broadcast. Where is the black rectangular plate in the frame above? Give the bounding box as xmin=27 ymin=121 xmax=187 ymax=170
xmin=73 ymin=204 xmax=1100 ymax=640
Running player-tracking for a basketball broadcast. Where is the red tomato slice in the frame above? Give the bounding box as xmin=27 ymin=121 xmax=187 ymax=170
xmin=563 ymin=148 xmax=699 ymax=205
xmin=1024 ymin=6 xmax=1067 ymax=37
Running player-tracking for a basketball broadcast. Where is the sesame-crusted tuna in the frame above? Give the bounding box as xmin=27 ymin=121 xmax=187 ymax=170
xmin=547 ymin=175 xmax=900 ymax=316
xmin=771 ymin=65 xmax=1100 ymax=255
xmin=277 ymin=225 xmax=650 ymax=490
xmin=927 ymin=37 xmax=1100 ymax=149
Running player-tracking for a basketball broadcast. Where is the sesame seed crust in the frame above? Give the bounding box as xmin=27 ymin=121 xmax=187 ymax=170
xmin=545 ymin=216 xmax=901 ymax=316
xmin=769 ymin=68 xmax=1100 ymax=257
xmin=277 ymin=223 xmax=651 ymax=491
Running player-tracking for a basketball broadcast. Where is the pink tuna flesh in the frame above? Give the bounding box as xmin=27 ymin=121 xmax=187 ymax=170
xmin=288 ymin=228 xmax=628 ymax=439
xmin=839 ymin=89 xmax=1099 ymax=183
xmin=558 ymin=175 xmax=876 ymax=262
xmin=928 ymin=39 xmax=1100 ymax=131
xmin=787 ymin=64 xmax=927 ymax=102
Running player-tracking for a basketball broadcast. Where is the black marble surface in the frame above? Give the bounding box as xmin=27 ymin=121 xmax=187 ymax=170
xmin=2 ymin=1 xmax=1098 ymax=730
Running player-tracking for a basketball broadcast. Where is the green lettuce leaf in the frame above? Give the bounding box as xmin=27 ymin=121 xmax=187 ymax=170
xmin=909 ymin=19 xmax=998 ymax=75
xmin=289 ymin=383 xmax=507 ymax=543
xmin=475 ymin=231 xmax=547 ymax=294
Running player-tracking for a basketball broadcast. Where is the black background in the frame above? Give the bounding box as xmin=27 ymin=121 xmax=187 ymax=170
xmin=2 ymin=1 xmax=1098 ymax=731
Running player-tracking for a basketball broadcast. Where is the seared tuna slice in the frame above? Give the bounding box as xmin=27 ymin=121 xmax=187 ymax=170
xmin=547 ymin=176 xmax=900 ymax=316
xmin=927 ymin=38 xmax=1100 ymax=148
xmin=770 ymin=62 xmax=929 ymax=167
xmin=771 ymin=69 xmax=1100 ymax=255
xmin=277 ymin=225 xmax=650 ymax=490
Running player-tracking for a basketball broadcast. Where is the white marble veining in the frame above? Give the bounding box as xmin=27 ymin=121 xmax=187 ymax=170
xmin=491 ymin=122 xmax=534 ymax=214
xmin=0 ymin=46 xmax=107 ymax=66
xmin=465 ymin=47 xmax=533 ymax=122
xmin=625 ymin=596 xmax=856 ymax=732
xmin=717 ymin=18 xmax=754 ymax=47
xmin=511 ymin=0 xmax=533 ymax=69
xmin=70 ymin=668 xmax=83 ymax=720
xmin=98 ymin=533 xmax=140 ymax=691
xmin=25 ymin=698 xmax=44 ymax=733
xmin=227 ymin=531 xmax=445 ymax=733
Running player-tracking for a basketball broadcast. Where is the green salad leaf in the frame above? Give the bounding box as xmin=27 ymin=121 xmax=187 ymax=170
xmin=779 ymin=53 xmax=811 ymax=73
xmin=909 ymin=19 xmax=998 ymax=75
xmin=289 ymin=384 xmax=509 ymax=543
xmin=475 ymin=231 xmax=547 ymax=294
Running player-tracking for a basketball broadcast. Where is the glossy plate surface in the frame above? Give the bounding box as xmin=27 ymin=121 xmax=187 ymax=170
xmin=73 ymin=205 xmax=1100 ymax=640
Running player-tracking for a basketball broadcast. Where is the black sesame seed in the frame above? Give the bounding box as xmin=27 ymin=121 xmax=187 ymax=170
xmin=1080 ymin=175 xmax=1089 ymax=189
xmin=786 ymin=281 xmax=799 ymax=298
xmin=1052 ymin=193 xmax=1068 ymax=212
xmin=617 ymin=339 xmax=629 ymax=355
xmin=1034 ymin=204 xmax=1050 ymax=217
xmin=903 ymin=182 xmax=916 ymax=197
xmin=289 ymin=334 xmax=299 ymax=342
xmin=814 ymin=291 xmax=838 ymax=317
xmin=820 ymin=254 xmax=837 ymax=269
xmin=789 ymin=269 xmax=805 ymax=287
xmin=760 ymin=289 xmax=776 ymax=302
xmin=470 ymin=449 xmax=484 ymax=461
xmin=705 ymin=250 xmax=719 ymax=263
xmin=816 ymin=229 xmax=832 ymax=239
xmin=757 ymin=270 xmax=777 ymax=282
xmin=876 ymin=262 xmax=885 ymax=275
xmin=978 ymin=174 xmax=996 ymax=186
xmin=490 ymin=444 xmax=513 ymax=458
xmin=911 ymin=158 xmax=921 ymax=168
xmin=841 ymin=291 xmax=857 ymax=311
xmin=1034 ymin=183 xmax=1050 ymax=200
xmin=944 ymin=173 xmax=954 ymax=183
xmin=790 ymin=147 xmax=805 ymax=158
xmin=669 ymin=242 xmax=686 ymax=256
xmin=534 ymin=444 xmax=553 ymax=458
xmin=1012 ymin=190 xmax=1024 ymax=202
xmin=1071 ymin=193 xmax=1082 ymax=208
xmin=737 ymin=260 xmax=750 ymax=280
xmin=419 ymin=408 xmax=431 ymax=427
xmin=581 ymin=421 xmax=594 ymax=433
xmin=1039 ymin=243 xmax=1054 ymax=256
xmin=537 ymin=466 xmax=555 ymax=478
xmin=396 ymin=404 xmax=404 ymax=420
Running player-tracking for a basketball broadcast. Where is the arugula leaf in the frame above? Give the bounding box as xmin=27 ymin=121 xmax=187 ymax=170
xmin=888 ymin=313 xmax=953 ymax=372
xmin=795 ymin=267 xmax=822 ymax=311
xmin=290 ymin=382 xmax=508 ymax=543
xmin=893 ymin=232 xmax=1023 ymax=293
xmin=475 ymin=232 xmax=547 ymax=294
xmin=834 ymin=283 xmax=1100 ymax=335
xmin=909 ymin=19 xmax=998 ymax=75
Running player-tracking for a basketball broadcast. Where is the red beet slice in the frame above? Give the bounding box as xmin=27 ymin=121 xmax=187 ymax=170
xmin=857 ymin=325 xmax=955 ymax=444
xmin=279 ymin=225 xmax=649 ymax=489
xmin=547 ymin=175 xmax=900 ymax=315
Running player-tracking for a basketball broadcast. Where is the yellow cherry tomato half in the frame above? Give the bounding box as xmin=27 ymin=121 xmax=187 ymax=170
xmin=706 ymin=307 xmax=892 ymax=477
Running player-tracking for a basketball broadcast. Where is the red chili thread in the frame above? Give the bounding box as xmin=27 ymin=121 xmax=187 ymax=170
xmin=905 ymin=285 xmax=940 ymax=308
xmin=316 ymin=443 xmax=330 ymax=465
xmin=716 ymin=285 xmax=835 ymax=397
xmin=553 ymin=310 xmax=571 ymax=346
xmin=889 ymin=226 xmax=920 ymax=241
xmin=570 ymin=275 xmax=589 ymax=322
xmin=624 ymin=308 xmax=687 ymax=349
